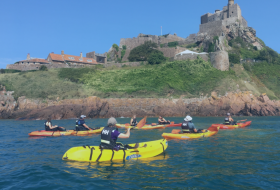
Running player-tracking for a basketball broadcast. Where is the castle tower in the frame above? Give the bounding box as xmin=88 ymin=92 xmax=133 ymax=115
xmin=228 ymin=0 xmax=234 ymax=6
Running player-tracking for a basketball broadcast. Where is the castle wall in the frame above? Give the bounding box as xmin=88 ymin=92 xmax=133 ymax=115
xmin=174 ymin=54 xmax=209 ymax=62
xmin=209 ymin=51 xmax=229 ymax=71
xmin=6 ymin=63 xmax=97 ymax=71
xmin=119 ymin=34 xmax=185 ymax=50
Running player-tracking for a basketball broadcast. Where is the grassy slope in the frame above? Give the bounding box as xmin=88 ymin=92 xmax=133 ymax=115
xmin=0 ymin=59 xmax=278 ymax=100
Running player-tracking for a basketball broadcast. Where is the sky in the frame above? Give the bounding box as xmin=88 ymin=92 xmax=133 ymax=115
xmin=0 ymin=0 xmax=279 ymax=68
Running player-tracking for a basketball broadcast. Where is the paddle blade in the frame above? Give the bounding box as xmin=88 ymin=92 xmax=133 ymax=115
xmin=137 ymin=116 xmax=147 ymax=129
xmin=171 ymin=129 xmax=181 ymax=134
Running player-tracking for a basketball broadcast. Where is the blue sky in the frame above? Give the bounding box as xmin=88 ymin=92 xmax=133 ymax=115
xmin=0 ymin=0 xmax=279 ymax=68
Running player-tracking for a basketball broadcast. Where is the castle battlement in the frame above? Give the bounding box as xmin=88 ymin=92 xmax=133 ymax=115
xmin=199 ymin=0 xmax=247 ymax=36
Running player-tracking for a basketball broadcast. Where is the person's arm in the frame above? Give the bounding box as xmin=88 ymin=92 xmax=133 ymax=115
xmin=118 ymin=128 xmax=131 ymax=138
xmin=48 ymin=122 xmax=55 ymax=129
xmin=163 ymin=118 xmax=167 ymax=122
xmin=83 ymin=123 xmax=91 ymax=130
xmin=192 ymin=124 xmax=198 ymax=132
xmin=130 ymin=118 xmax=133 ymax=125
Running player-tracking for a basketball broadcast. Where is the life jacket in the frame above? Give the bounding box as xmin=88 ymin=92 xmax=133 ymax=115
xmin=77 ymin=119 xmax=84 ymax=127
xmin=181 ymin=121 xmax=195 ymax=133
xmin=224 ymin=117 xmax=230 ymax=125
xmin=100 ymin=126 xmax=117 ymax=149
xmin=132 ymin=118 xmax=137 ymax=125
xmin=44 ymin=121 xmax=51 ymax=131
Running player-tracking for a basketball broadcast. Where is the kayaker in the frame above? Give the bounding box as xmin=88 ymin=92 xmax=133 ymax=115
xmin=225 ymin=113 xmax=236 ymax=125
xmin=76 ymin=115 xmax=92 ymax=131
xmin=181 ymin=115 xmax=205 ymax=133
xmin=158 ymin=116 xmax=170 ymax=125
xmin=45 ymin=118 xmax=65 ymax=131
xmin=100 ymin=117 xmax=139 ymax=150
xmin=130 ymin=115 xmax=138 ymax=126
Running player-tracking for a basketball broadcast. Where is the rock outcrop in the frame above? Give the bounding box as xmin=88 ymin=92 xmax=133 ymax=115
xmin=0 ymin=87 xmax=279 ymax=120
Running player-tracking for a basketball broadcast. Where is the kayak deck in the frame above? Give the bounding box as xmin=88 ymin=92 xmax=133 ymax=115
xmin=162 ymin=126 xmax=219 ymax=140
xmin=116 ymin=124 xmax=166 ymax=130
xmin=211 ymin=121 xmax=252 ymax=129
xmin=62 ymin=139 xmax=168 ymax=162
xmin=28 ymin=130 xmax=72 ymax=137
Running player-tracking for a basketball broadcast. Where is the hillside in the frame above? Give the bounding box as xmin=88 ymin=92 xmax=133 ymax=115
xmin=0 ymin=57 xmax=279 ymax=101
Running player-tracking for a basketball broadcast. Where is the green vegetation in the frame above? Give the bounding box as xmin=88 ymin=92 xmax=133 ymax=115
xmin=229 ymin=53 xmax=240 ymax=64
xmin=0 ymin=70 xmax=95 ymax=100
xmin=128 ymin=41 xmax=160 ymax=62
xmin=167 ymin=41 xmax=178 ymax=48
xmin=112 ymin=44 xmax=119 ymax=52
xmin=0 ymin=69 xmax=21 ymax=74
xmin=39 ymin=65 xmax=48 ymax=71
xmin=147 ymin=51 xmax=166 ymax=65
xmin=186 ymin=43 xmax=197 ymax=49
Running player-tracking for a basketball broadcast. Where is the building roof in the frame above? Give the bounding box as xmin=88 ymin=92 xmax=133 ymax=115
xmin=176 ymin=50 xmax=208 ymax=56
xmin=49 ymin=53 xmax=98 ymax=64
xmin=17 ymin=58 xmax=49 ymax=63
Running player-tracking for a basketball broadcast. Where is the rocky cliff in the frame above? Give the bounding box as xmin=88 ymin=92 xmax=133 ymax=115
xmin=0 ymin=88 xmax=279 ymax=120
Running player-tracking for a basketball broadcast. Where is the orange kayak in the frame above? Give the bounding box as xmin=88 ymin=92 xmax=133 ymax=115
xmin=162 ymin=126 xmax=219 ymax=140
xmin=165 ymin=122 xmax=182 ymax=127
xmin=28 ymin=130 xmax=72 ymax=137
xmin=211 ymin=121 xmax=252 ymax=129
xmin=69 ymin=127 xmax=104 ymax=136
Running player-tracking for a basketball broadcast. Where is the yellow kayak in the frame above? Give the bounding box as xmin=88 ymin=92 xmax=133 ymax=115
xmin=162 ymin=126 xmax=219 ymax=140
xmin=62 ymin=139 xmax=168 ymax=162
xmin=69 ymin=127 xmax=104 ymax=136
xmin=116 ymin=124 xmax=166 ymax=130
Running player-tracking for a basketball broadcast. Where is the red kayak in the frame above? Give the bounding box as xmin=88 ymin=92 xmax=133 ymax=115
xmin=211 ymin=121 xmax=252 ymax=129
xmin=165 ymin=122 xmax=182 ymax=127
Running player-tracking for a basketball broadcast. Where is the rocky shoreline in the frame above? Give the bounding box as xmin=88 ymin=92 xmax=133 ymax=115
xmin=1 ymin=88 xmax=280 ymax=120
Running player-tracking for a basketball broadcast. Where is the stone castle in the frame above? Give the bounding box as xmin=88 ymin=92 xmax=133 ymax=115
xmin=7 ymin=0 xmax=262 ymax=72
xmin=108 ymin=0 xmax=262 ymax=71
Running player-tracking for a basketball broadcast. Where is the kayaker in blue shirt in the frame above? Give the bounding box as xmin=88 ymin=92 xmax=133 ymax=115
xmin=76 ymin=115 xmax=92 ymax=131
xmin=181 ymin=115 xmax=206 ymax=133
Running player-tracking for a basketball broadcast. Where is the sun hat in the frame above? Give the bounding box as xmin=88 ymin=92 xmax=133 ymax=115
xmin=184 ymin=115 xmax=192 ymax=121
xmin=227 ymin=113 xmax=231 ymax=116
xmin=80 ymin=115 xmax=86 ymax=118
xmin=108 ymin=117 xmax=117 ymax=125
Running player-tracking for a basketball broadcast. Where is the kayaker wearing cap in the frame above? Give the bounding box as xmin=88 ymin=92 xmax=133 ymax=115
xmin=130 ymin=115 xmax=138 ymax=126
xmin=45 ymin=118 xmax=65 ymax=131
xmin=181 ymin=115 xmax=198 ymax=133
xmin=158 ymin=116 xmax=170 ymax=125
xmin=225 ymin=113 xmax=236 ymax=125
xmin=76 ymin=115 xmax=92 ymax=131
xmin=100 ymin=117 xmax=138 ymax=150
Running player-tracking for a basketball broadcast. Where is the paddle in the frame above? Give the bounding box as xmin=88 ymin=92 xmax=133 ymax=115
xmin=237 ymin=119 xmax=247 ymax=123
xmin=137 ymin=116 xmax=147 ymax=129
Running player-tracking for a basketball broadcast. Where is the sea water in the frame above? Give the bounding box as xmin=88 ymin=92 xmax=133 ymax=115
xmin=1 ymin=116 xmax=280 ymax=189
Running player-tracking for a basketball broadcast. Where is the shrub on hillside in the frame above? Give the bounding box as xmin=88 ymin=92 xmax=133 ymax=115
xmin=39 ymin=65 xmax=48 ymax=71
xmin=229 ymin=53 xmax=240 ymax=64
xmin=128 ymin=41 xmax=159 ymax=62
xmin=112 ymin=44 xmax=119 ymax=52
xmin=148 ymin=51 xmax=166 ymax=65
xmin=0 ymin=69 xmax=21 ymax=74
xmin=168 ymin=41 xmax=178 ymax=48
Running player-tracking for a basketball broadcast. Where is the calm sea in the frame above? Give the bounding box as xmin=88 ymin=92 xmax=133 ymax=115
xmin=1 ymin=116 xmax=280 ymax=189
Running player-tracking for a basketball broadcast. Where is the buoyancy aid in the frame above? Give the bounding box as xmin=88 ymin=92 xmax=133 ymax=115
xmin=44 ymin=121 xmax=51 ymax=131
xmin=100 ymin=126 xmax=117 ymax=149
xmin=224 ymin=117 xmax=230 ymax=125
xmin=132 ymin=118 xmax=137 ymax=126
xmin=181 ymin=121 xmax=195 ymax=133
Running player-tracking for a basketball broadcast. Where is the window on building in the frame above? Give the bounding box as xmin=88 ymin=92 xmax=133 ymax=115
xmin=87 ymin=59 xmax=92 ymax=62
xmin=69 ymin=57 xmax=74 ymax=60
xmin=79 ymin=58 xmax=83 ymax=61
